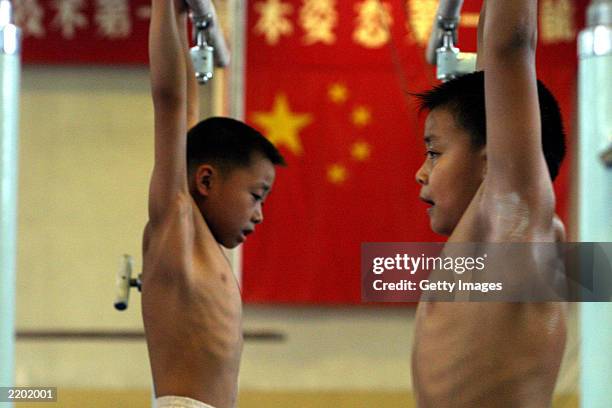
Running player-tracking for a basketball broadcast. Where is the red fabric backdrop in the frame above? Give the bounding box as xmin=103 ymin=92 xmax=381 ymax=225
xmin=242 ymin=0 xmax=587 ymax=304
xmin=18 ymin=0 xmax=150 ymax=64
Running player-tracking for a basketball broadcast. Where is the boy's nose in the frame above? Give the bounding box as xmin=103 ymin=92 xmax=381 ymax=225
xmin=415 ymin=162 xmax=428 ymax=185
xmin=252 ymin=207 xmax=263 ymax=224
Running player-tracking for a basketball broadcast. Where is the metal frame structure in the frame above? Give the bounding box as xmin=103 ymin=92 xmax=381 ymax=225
xmin=578 ymin=1 xmax=612 ymax=407
xmin=0 ymin=1 xmax=21 ymax=402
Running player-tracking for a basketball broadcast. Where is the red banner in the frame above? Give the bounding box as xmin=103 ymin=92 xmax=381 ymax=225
xmin=243 ymin=0 xmax=587 ymax=304
xmin=16 ymin=0 xmax=151 ymax=64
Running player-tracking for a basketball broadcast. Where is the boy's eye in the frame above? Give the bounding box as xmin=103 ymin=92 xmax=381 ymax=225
xmin=426 ymin=151 xmax=440 ymax=160
xmin=251 ymin=193 xmax=263 ymax=202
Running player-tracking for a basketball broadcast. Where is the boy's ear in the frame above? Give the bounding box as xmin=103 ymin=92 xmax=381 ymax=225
xmin=195 ymin=164 xmax=214 ymax=196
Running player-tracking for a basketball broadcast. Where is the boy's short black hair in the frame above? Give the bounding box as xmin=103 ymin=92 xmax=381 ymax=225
xmin=414 ymin=71 xmax=566 ymax=181
xmin=187 ymin=117 xmax=286 ymax=176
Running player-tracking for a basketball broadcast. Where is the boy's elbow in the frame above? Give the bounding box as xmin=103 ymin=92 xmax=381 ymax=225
xmin=486 ymin=19 xmax=537 ymax=60
xmin=151 ymin=85 xmax=184 ymax=106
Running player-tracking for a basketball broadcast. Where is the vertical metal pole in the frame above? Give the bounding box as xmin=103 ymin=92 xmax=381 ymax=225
xmin=578 ymin=1 xmax=612 ymax=407
xmin=0 ymin=0 xmax=21 ymax=405
xmin=228 ymin=0 xmax=245 ymax=283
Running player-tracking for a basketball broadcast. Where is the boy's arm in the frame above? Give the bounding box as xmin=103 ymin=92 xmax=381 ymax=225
xmin=481 ymin=0 xmax=554 ymax=225
xmin=475 ymin=0 xmax=486 ymax=70
xmin=148 ymin=0 xmax=189 ymax=222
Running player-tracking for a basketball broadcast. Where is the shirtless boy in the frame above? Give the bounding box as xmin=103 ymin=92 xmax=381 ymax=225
xmin=412 ymin=1 xmax=567 ymax=406
xmin=141 ymin=2 xmax=284 ymax=408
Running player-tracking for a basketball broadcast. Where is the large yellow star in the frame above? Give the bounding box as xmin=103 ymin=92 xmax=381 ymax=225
xmin=328 ymin=83 xmax=349 ymax=104
xmin=351 ymin=141 xmax=371 ymax=161
xmin=352 ymin=105 xmax=372 ymax=127
xmin=327 ymin=163 xmax=348 ymax=184
xmin=251 ymin=94 xmax=313 ymax=155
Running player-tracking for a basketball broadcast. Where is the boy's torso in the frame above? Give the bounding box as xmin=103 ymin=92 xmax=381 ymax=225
xmin=412 ymin=182 xmax=567 ymax=407
xmin=141 ymin=195 xmax=243 ymax=407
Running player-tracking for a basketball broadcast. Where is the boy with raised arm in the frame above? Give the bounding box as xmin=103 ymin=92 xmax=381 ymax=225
xmin=142 ymin=2 xmax=284 ymax=408
xmin=412 ymin=0 xmax=567 ymax=406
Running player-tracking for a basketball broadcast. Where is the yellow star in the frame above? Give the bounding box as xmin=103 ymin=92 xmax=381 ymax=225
xmin=351 ymin=141 xmax=371 ymax=161
xmin=352 ymin=106 xmax=372 ymax=127
xmin=328 ymin=83 xmax=349 ymax=104
xmin=327 ymin=163 xmax=348 ymax=184
xmin=251 ymin=94 xmax=313 ymax=155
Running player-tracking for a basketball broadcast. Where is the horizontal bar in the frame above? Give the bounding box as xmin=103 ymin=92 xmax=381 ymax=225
xmin=16 ymin=330 xmax=286 ymax=342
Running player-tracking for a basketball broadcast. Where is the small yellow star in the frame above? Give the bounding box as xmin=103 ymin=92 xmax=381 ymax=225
xmin=327 ymin=163 xmax=348 ymax=184
xmin=328 ymin=83 xmax=349 ymax=104
xmin=251 ymin=94 xmax=313 ymax=155
xmin=351 ymin=141 xmax=371 ymax=161
xmin=352 ymin=106 xmax=372 ymax=127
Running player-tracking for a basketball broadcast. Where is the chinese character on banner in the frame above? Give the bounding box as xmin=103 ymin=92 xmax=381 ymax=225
xmin=299 ymin=0 xmax=338 ymax=45
xmin=540 ymin=0 xmax=576 ymax=44
xmin=254 ymin=0 xmax=294 ymax=45
xmin=14 ymin=0 xmax=46 ymax=38
xmin=19 ymin=0 xmax=151 ymax=64
xmin=95 ymin=0 xmax=131 ymax=39
xmin=353 ymin=0 xmax=393 ymax=48
xmin=51 ymin=0 xmax=88 ymax=39
xmin=406 ymin=0 xmax=437 ymax=46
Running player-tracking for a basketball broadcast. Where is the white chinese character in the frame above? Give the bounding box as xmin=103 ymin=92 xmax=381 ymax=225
xmin=95 ymin=0 xmax=131 ymax=39
xmin=299 ymin=0 xmax=338 ymax=45
xmin=353 ymin=0 xmax=393 ymax=48
xmin=406 ymin=0 xmax=437 ymax=46
xmin=540 ymin=0 xmax=575 ymax=44
xmin=13 ymin=0 xmax=46 ymax=38
xmin=254 ymin=0 xmax=294 ymax=45
xmin=51 ymin=0 xmax=88 ymax=39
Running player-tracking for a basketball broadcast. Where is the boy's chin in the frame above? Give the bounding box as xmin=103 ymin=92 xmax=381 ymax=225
xmin=430 ymin=219 xmax=453 ymax=237
xmin=221 ymin=240 xmax=241 ymax=249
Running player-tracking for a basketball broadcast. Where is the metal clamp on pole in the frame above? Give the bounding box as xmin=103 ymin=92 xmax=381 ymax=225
xmin=185 ymin=0 xmax=230 ymax=85
xmin=426 ymin=0 xmax=476 ymax=82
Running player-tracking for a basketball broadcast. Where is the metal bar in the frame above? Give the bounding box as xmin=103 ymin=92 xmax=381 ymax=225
xmin=578 ymin=1 xmax=612 ymax=407
xmin=16 ymin=330 xmax=286 ymax=342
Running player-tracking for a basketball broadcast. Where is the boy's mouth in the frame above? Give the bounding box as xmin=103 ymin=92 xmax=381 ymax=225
xmin=420 ymin=196 xmax=435 ymax=206
xmin=420 ymin=196 xmax=435 ymax=215
xmin=238 ymin=229 xmax=253 ymax=243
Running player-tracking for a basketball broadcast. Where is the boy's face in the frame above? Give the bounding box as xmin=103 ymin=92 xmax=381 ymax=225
xmin=200 ymin=154 xmax=276 ymax=248
xmin=415 ymin=108 xmax=486 ymax=236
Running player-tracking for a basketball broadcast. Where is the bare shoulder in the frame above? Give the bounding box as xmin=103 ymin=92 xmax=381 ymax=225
xmin=147 ymin=193 xmax=196 ymax=238
xmin=143 ymin=192 xmax=225 ymax=277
